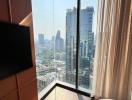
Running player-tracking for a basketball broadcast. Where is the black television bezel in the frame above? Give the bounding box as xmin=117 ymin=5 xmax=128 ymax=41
xmin=0 ymin=21 xmax=33 ymax=80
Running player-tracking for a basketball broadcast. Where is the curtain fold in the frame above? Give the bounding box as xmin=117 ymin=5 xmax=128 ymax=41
xmin=94 ymin=0 xmax=132 ymax=99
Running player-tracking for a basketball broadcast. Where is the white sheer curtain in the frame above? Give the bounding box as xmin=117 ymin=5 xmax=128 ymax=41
xmin=94 ymin=0 xmax=132 ymax=99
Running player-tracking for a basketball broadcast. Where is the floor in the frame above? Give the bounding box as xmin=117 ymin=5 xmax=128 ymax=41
xmin=45 ymin=87 xmax=91 ymax=100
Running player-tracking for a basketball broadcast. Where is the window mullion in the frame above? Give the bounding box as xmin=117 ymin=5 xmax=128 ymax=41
xmin=76 ymin=0 xmax=80 ymax=90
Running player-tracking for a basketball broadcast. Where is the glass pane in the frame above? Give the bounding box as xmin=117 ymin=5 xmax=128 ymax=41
xmin=32 ymin=0 xmax=77 ymax=94
xmin=54 ymin=0 xmax=77 ymax=86
xmin=32 ymin=0 xmax=56 ymax=93
xmin=78 ymin=0 xmax=97 ymax=91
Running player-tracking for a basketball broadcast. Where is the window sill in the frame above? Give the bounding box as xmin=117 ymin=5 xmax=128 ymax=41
xmin=38 ymin=80 xmax=93 ymax=100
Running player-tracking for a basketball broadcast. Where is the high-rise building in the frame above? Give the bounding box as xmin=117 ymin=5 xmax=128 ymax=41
xmin=66 ymin=7 xmax=77 ymax=74
xmin=55 ymin=30 xmax=64 ymax=52
xmin=80 ymin=7 xmax=94 ymax=60
xmin=38 ymin=33 xmax=44 ymax=46
xmin=66 ymin=7 xmax=94 ymax=81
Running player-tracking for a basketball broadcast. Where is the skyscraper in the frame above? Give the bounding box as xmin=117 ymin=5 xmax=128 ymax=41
xmin=66 ymin=7 xmax=77 ymax=73
xmin=38 ymin=33 xmax=44 ymax=46
xmin=80 ymin=7 xmax=94 ymax=60
xmin=66 ymin=7 xmax=94 ymax=82
xmin=55 ymin=30 xmax=64 ymax=52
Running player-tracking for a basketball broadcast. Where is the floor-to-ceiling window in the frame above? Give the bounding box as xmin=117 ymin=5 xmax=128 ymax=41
xmin=78 ymin=0 xmax=97 ymax=92
xmin=32 ymin=0 xmax=56 ymax=93
xmin=32 ymin=0 xmax=97 ymax=97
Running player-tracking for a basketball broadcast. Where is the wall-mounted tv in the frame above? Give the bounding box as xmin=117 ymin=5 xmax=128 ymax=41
xmin=0 ymin=21 xmax=33 ymax=80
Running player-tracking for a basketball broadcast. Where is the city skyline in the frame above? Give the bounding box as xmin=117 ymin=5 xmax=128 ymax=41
xmin=37 ymin=30 xmax=64 ymax=42
xmin=32 ymin=0 xmax=97 ymax=40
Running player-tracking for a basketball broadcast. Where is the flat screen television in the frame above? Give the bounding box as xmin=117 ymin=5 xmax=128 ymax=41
xmin=0 ymin=21 xmax=33 ymax=80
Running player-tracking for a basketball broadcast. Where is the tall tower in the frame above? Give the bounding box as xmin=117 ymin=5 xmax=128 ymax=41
xmin=66 ymin=7 xmax=94 ymax=81
xmin=66 ymin=8 xmax=77 ymax=73
xmin=80 ymin=7 xmax=94 ymax=57
xmin=38 ymin=33 xmax=44 ymax=46
xmin=55 ymin=30 xmax=64 ymax=52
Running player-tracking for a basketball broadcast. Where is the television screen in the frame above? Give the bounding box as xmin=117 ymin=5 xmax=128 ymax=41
xmin=0 ymin=21 xmax=33 ymax=80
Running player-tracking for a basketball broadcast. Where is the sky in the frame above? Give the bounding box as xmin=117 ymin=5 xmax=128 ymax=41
xmin=31 ymin=0 xmax=97 ymax=41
